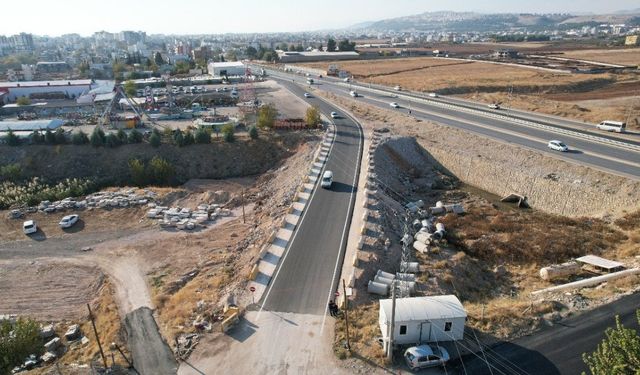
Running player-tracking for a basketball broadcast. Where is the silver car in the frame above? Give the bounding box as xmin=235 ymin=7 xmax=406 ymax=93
xmin=404 ymin=344 xmax=450 ymax=370
xmin=59 ymin=214 xmax=79 ymax=229
xmin=548 ymin=140 xmax=569 ymax=152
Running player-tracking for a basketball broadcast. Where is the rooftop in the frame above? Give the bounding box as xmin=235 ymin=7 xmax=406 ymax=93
xmin=208 ymin=61 xmax=245 ymax=68
xmin=379 ymin=295 xmax=466 ymax=322
xmin=279 ymin=51 xmax=360 ymax=57
xmin=0 ymin=119 xmax=64 ymax=132
xmin=0 ymin=80 xmax=93 ymax=89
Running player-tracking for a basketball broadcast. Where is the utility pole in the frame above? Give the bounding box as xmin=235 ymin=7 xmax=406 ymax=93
xmin=241 ymin=188 xmax=246 ymax=224
xmin=387 ymin=279 xmax=396 ymax=362
xmin=342 ymin=279 xmax=351 ymax=351
xmin=87 ymin=304 xmax=108 ymax=369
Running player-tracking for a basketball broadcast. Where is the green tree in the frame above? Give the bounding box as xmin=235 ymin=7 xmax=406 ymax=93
xmin=0 ymin=163 xmax=21 ymax=181
xmin=3 ymin=129 xmax=20 ymax=146
xmin=194 ymin=127 xmax=211 ymax=144
xmin=246 ymin=46 xmax=258 ymax=59
xmin=288 ymin=44 xmax=296 ymax=51
xmin=263 ymin=51 xmax=276 ymax=62
xmin=29 ymin=131 xmax=44 ymax=144
xmin=116 ymin=128 xmax=127 ymax=143
xmin=124 ymin=80 xmax=137 ymax=98
xmin=149 ymin=131 xmax=161 ymax=148
xmin=71 ymin=131 xmax=89 ymax=145
xmin=225 ymin=50 xmax=238 ymax=62
xmin=183 ymin=130 xmax=195 ymax=145
xmin=221 ymin=124 xmax=235 ymax=142
xmin=105 ymin=133 xmax=121 ymax=148
xmin=128 ymin=129 xmax=143 ymax=143
xmin=128 ymin=158 xmax=147 ymax=186
xmin=173 ymin=129 xmax=185 ymax=146
xmin=90 ymin=128 xmax=106 ymax=147
xmin=257 ymin=103 xmax=278 ymax=129
xmin=0 ymin=318 xmax=43 ymax=375
xmin=147 ymin=156 xmax=175 ymax=185
xmin=338 ymin=39 xmax=356 ymax=51
xmin=154 ymin=52 xmax=165 ymax=66
xmin=54 ymin=128 xmax=66 ymax=144
xmin=305 ymin=106 xmax=321 ymax=128
xmin=174 ymin=61 xmax=191 ymax=74
xmin=296 ymin=44 xmax=304 ymax=52
xmin=44 ymin=129 xmax=55 ymax=144
xmin=327 ymin=38 xmax=337 ymax=52
xmin=16 ymin=97 xmax=31 ymax=106
xmin=248 ymin=125 xmax=259 ymax=140
xmin=582 ymin=311 xmax=640 ymax=375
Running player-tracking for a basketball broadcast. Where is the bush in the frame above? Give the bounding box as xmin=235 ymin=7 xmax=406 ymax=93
xmin=0 ymin=318 xmax=43 ymax=375
xmin=149 ymin=132 xmax=161 ymax=148
xmin=105 ymin=133 xmax=121 ymax=148
xmin=305 ymin=106 xmax=321 ymax=127
xmin=147 ymin=156 xmax=175 ymax=185
xmin=128 ymin=158 xmax=147 ymax=186
xmin=29 ymin=131 xmax=44 ymax=144
xmin=183 ymin=130 xmax=195 ymax=145
xmin=3 ymin=129 xmax=20 ymax=146
xmin=54 ymin=128 xmax=66 ymax=144
xmin=0 ymin=177 xmax=94 ymax=209
xmin=194 ymin=127 xmax=211 ymax=144
xmin=0 ymin=163 xmax=21 ymax=181
xmin=16 ymin=97 xmax=31 ymax=106
xmin=221 ymin=124 xmax=235 ymax=142
xmin=173 ymin=129 xmax=185 ymax=146
xmin=71 ymin=131 xmax=89 ymax=145
xmin=248 ymin=125 xmax=258 ymax=140
xmin=90 ymin=128 xmax=106 ymax=147
xmin=128 ymin=129 xmax=143 ymax=143
xmin=257 ymin=103 xmax=278 ymax=129
xmin=582 ymin=311 xmax=640 ymax=374
xmin=116 ymin=128 xmax=127 ymax=143
xmin=44 ymin=129 xmax=55 ymax=145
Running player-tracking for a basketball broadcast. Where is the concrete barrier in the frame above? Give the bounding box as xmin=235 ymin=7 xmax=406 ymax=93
xmin=268 ymin=231 xmax=276 ymax=243
xmin=357 ymin=238 xmax=364 ymax=250
xmin=352 ymin=253 xmax=359 ymax=267
xmin=259 ymin=244 xmax=270 ymax=259
xmin=249 ymin=263 xmax=259 ymax=281
xmin=360 ymin=225 xmax=366 ymax=235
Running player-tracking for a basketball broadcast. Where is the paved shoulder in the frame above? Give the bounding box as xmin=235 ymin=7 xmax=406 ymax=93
xmin=125 ymin=306 xmax=178 ymax=375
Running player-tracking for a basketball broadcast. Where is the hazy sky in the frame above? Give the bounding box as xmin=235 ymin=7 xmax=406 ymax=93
xmin=2 ymin=0 xmax=639 ymax=36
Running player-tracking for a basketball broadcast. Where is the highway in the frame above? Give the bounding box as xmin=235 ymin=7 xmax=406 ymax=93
xmin=259 ymin=79 xmax=363 ymax=315
xmin=263 ymin=67 xmax=640 ymax=180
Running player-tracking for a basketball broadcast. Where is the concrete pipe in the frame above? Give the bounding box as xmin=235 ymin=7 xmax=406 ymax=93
xmin=396 ymin=280 xmax=416 ymax=295
xmin=412 ymin=219 xmax=423 ymax=231
xmin=374 ymin=275 xmax=394 ymax=286
xmin=414 ymin=232 xmax=432 ymax=244
xmin=430 ymin=206 xmax=446 ymax=215
xmin=436 ymin=201 xmax=444 ymax=208
xmin=540 ymin=261 xmax=581 ymax=281
xmin=401 ymin=262 xmax=420 ymax=273
xmin=413 ymin=241 xmax=428 ymax=254
xmin=368 ymin=281 xmax=389 ymax=296
xmin=376 ymin=270 xmax=395 ymax=280
xmin=396 ymin=273 xmax=416 ymax=282
xmin=432 ymin=230 xmax=444 ymax=240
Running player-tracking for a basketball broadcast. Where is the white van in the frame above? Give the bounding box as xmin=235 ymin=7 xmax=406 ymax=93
xmin=321 ymin=170 xmax=333 ymax=189
xmin=597 ymin=120 xmax=626 ymax=133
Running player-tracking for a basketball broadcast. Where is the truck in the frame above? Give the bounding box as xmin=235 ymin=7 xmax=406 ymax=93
xmin=307 ymin=78 xmax=314 ymax=85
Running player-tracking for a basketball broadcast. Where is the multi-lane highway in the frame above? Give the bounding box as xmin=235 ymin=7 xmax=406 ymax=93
xmin=262 ymin=67 xmax=640 ymax=180
xmin=260 ymin=79 xmax=363 ymax=315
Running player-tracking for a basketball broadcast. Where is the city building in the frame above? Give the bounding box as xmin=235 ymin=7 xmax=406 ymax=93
xmin=207 ymin=61 xmax=245 ymax=76
xmin=36 ymin=62 xmax=72 ymax=74
xmin=625 ymin=35 xmax=639 ymax=46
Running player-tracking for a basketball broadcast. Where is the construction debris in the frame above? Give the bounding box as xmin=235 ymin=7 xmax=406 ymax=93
xmin=501 ymin=193 xmax=530 ymax=208
xmin=540 ymin=261 xmax=582 ymax=281
xmin=64 ymin=324 xmax=81 ymax=341
xmin=149 ymin=203 xmax=230 ymax=231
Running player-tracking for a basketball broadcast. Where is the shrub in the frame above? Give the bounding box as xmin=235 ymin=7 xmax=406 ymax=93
xmin=3 ymin=129 xmax=20 ymax=146
xmin=128 ymin=129 xmax=143 ymax=143
xmin=221 ymin=124 xmax=235 ymax=142
xmin=257 ymin=103 xmax=278 ymax=129
xmin=0 ymin=318 xmax=43 ymax=375
xmin=116 ymin=128 xmax=127 ymax=143
xmin=54 ymin=128 xmax=66 ymax=144
xmin=0 ymin=177 xmax=94 ymax=209
xmin=582 ymin=311 xmax=640 ymax=374
xmin=0 ymin=163 xmax=21 ymax=181
xmin=128 ymin=158 xmax=147 ymax=186
xmin=105 ymin=133 xmax=121 ymax=148
xmin=29 ymin=131 xmax=44 ymax=144
xmin=183 ymin=130 xmax=195 ymax=145
xmin=16 ymin=97 xmax=31 ymax=106
xmin=149 ymin=132 xmax=161 ymax=148
xmin=71 ymin=131 xmax=89 ymax=145
xmin=44 ymin=129 xmax=55 ymax=145
xmin=305 ymin=106 xmax=321 ymax=127
xmin=173 ymin=129 xmax=185 ymax=146
xmin=90 ymin=128 xmax=106 ymax=147
xmin=248 ymin=125 xmax=258 ymax=140
xmin=194 ymin=127 xmax=211 ymax=144
xmin=147 ymin=156 xmax=175 ymax=185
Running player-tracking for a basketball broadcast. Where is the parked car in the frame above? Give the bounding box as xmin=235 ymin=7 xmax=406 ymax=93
xmin=343 ymin=77 xmax=350 ymax=82
xmin=488 ymin=103 xmax=501 ymax=109
xmin=548 ymin=140 xmax=569 ymax=152
xmin=59 ymin=214 xmax=80 ymax=228
xmin=390 ymin=102 xmax=400 ymax=108
xmin=23 ymin=220 xmax=37 ymax=235
xmin=330 ymin=112 xmax=339 ymax=119
xmin=404 ymin=345 xmax=450 ymax=370
xmin=428 ymin=92 xmax=438 ymax=98
xmin=304 ymin=92 xmax=312 ymax=98
xmin=321 ymin=170 xmax=333 ymax=189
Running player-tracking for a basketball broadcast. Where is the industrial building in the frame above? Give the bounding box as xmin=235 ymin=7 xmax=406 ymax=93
xmin=207 ymin=61 xmax=246 ymax=77
xmin=0 ymin=79 xmax=95 ymax=104
xmin=0 ymin=119 xmax=64 ymax=133
xmin=379 ymin=295 xmax=467 ymax=349
xmin=276 ymin=51 xmax=360 ymax=63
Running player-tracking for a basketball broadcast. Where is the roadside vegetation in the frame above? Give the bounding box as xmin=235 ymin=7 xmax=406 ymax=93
xmin=0 ymin=318 xmax=42 ymax=374
xmin=0 ymin=177 xmax=94 ymax=209
xmin=582 ymin=310 xmax=640 ymax=375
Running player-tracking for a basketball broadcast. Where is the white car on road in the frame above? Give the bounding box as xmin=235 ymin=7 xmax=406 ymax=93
xmin=390 ymin=102 xmax=400 ymax=108
xmin=59 ymin=214 xmax=80 ymax=228
xmin=349 ymin=91 xmax=358 ymax=97
xmin=304 ymin=92 xmax=311 ymax=98
xmin=428 ymin=92 xmax=438 ymax=98
xmin=488 ymin=103 xmax=501 ymax=109
xmin=321 ymin=170 xmax=333 ymax=189
xmin=548 ymin=140 xmax=569 ymax=152
xmin=330 ymin=112 xmax=339 ymax=119
xmin=23 ymin=220 xmax=37 ymax=235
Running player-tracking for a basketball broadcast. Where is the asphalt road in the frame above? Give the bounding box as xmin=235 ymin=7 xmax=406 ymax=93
xmin=125 ymin=307 xmax=178 ymax=375
xmin=459 ymin=292 xmax=640 ymax=375
xmin=264 ymin=68 xmax=640 ymax=180
xmin=259 ymin=79 xmax=363 ymax=315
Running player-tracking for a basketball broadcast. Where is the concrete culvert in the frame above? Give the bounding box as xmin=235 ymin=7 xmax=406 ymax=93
xmin=540 ymin=261 xmax=582 ymax=281
xmin=368 ymin=281 xmax=389 ymax=296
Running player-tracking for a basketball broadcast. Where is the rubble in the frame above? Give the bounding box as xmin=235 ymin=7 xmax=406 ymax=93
xmin=44 ymin=337 xmax=61 ymax=352
xmin=149 ymin=202 xmax=232 ymax=231
xmin=64 ymin=324 xmax=81 ymax=341
xmin=40 ymin=324 xmax=55 ymax=339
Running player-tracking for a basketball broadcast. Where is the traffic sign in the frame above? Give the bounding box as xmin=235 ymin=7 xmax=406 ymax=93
xmin=249 ymin=286 xmax=256 ymax=292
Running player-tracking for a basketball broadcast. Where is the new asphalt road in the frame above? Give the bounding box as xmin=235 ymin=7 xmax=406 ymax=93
xmin=265 ymin=68 xmax=640 ymax=180
xmin=260 ymin=79 xmax=363 ymax=315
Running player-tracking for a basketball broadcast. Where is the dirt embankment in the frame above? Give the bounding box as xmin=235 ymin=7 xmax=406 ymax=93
xmin=0 ymin=133 xmax=307 ymax=186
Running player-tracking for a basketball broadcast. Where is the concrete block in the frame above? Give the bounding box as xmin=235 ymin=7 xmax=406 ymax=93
xmin=249 ymin=263 xmax=259 ymax=281
xmin=44 ymin=337 xmax=61 ymax=352
xmin=65 ymin=324 xmax=81 ymax=341
xmin=352 ymin=253 xmax=359 ymax=267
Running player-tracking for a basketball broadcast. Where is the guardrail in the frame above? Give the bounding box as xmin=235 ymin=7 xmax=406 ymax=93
xmin=337 ymin=81 xmax=640 ymax=153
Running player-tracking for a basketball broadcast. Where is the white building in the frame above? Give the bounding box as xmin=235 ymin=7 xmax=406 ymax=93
xmin=0 ymin=79 xmax=95 ymax=103
xmin=379 ymin=295 xmax=467 ymax=349
xmin=207 ymin=61 xmax=246 ymax=77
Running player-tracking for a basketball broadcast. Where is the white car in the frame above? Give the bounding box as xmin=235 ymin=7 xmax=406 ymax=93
xmin=390 ymin=102 xmax=400 ymax=108
xmin=394 ymin=85 xmax=402 ymax=91
xmin=428 ymin=92 xmax=438 ymax=98
xmin=343 ymin=77 xmax=350 ymax=82
xmin=304 ymin=92 xmax=312 ymax=98
xmin=404 ymin=345 xmax=450 ymax=370
xmin=23 ymin=220 xmax=37 ymax=235
xmin=548 ymin=140 xmax=569 ymax=152
xmin=59 ymin=214 xmax=79 ymax=228
xmin=330 ymin=112 xmax=339 ymax=119
xmin=350 ymin=91 xmax=358 ymax=97
xmin=321 ymin=170 xmax=333 ymax=189
xmin=488 ymin=103 xmax=501 ymax=110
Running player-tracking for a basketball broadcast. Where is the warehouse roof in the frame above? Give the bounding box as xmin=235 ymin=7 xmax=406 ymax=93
xmin=0 ymin=79 xmax=93 ymax=89
xmin=0 ymin=119 xmax=64 ymax=132
xmin=208 ymin=61 xmax=245 ymax=68
xmin=379 ymin=295 xmax=466 ymax=322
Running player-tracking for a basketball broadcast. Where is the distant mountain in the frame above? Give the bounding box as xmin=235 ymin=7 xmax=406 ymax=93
xmin=352 ymin=10 xmax=640 ymax=32
xmin=347 ymin=20 xmax=376 ymax=30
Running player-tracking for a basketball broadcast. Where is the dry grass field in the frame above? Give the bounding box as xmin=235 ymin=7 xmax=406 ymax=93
xmin=551 ymin=48 xmax=640 ymax=66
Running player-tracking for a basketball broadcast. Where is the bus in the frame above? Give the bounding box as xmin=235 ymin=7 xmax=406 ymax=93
xmin=597 ymin=120 xmax=626 ymax=133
